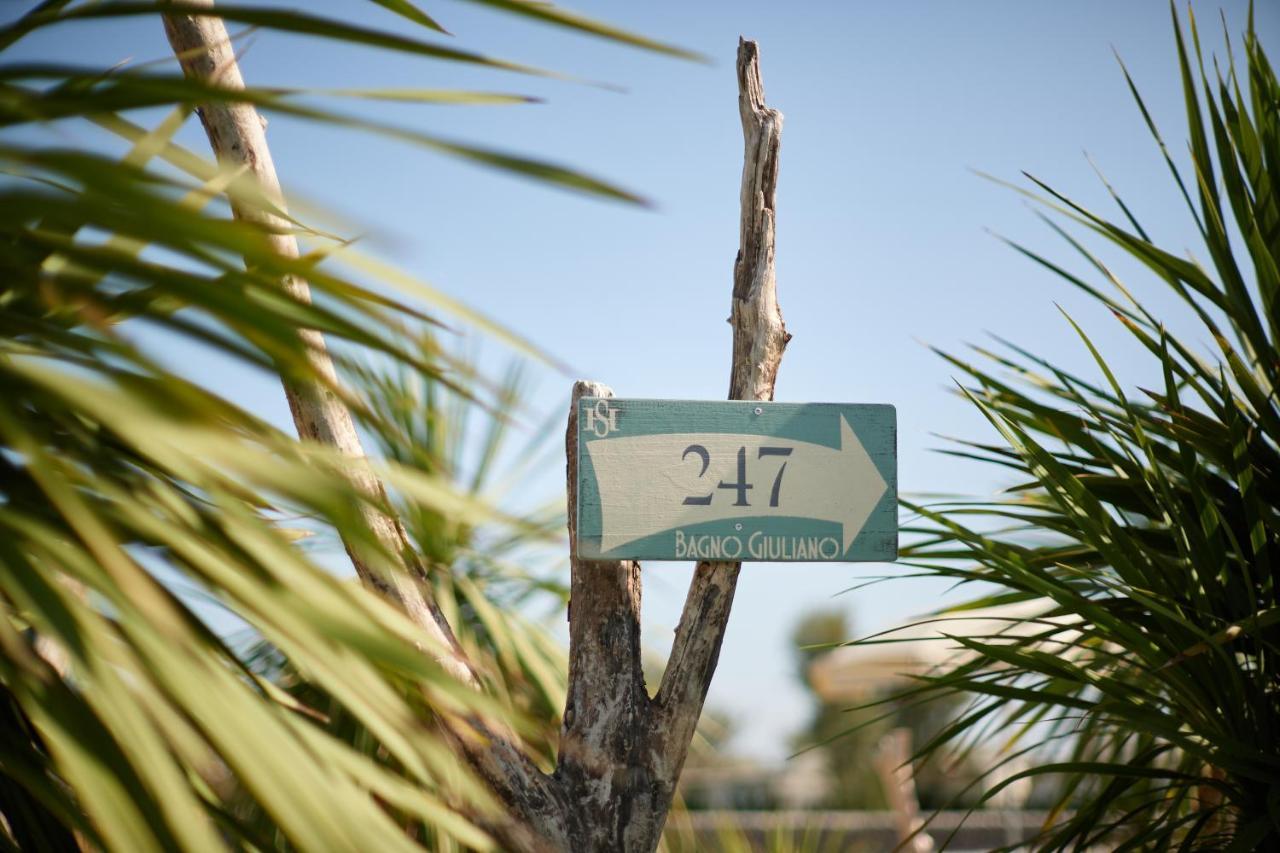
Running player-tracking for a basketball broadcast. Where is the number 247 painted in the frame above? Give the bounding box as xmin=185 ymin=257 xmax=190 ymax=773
xmin=681 ymin=444 xmax=793 ymax=508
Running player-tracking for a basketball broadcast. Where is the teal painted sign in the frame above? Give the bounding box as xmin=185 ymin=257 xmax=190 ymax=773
xmin=575 ymin=399 xmax=897 ymax=562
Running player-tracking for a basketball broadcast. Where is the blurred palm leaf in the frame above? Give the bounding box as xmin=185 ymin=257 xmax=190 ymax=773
xmin=889 ymin=7 xmax=1279 ymax=850
xmin=1 ymin=0 xmax=693 ymax=848
xmin=345 ymin=350 xmax=572 ymax=768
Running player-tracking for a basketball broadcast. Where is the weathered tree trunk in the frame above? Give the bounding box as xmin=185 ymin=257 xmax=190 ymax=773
xmin=553 ymin=37 xmax=788 ymax=851
xmin=161 ymin=9 xmax=565 ymax=850
xmin=558 ymin=379 xmax=653 ymax=849
xmin=160 ymin=4 xmax=468 ymax=680
xmin=167 ymin=7 xmax=787 ymax=848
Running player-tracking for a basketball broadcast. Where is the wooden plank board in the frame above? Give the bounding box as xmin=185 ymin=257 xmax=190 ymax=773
xmin=575 ymin=399 xmax=897 ymax=561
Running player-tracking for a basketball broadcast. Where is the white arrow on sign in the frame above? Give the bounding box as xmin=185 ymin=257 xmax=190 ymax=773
xmin=584 ymin=415 xmax=887 ymax=556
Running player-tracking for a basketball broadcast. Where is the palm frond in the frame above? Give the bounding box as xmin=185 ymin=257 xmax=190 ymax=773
xmin=893 ymin=7 xmax=1280 ymax=850
xmin=1 ymin=0 xmax=693 ymax=847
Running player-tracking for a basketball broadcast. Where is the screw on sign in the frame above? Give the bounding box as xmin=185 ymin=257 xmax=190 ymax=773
xmin=575 ymin=398 xmax=896 ymax=562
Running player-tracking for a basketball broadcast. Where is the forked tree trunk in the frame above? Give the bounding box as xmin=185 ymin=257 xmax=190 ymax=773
xmin=166 ymin=7 xmax=787 ymax=848
xmin=553 ymin=37 xmax=788 ymax=850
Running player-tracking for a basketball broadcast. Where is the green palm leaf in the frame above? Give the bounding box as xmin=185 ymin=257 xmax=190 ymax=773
xmin=890 ymin=7 xmax=1280 ymax=850
xmin=1 ymin=0 xmax=695 ymax=847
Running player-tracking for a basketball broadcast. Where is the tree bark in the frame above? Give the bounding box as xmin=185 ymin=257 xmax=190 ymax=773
xmin=160 ymin=8 xmax=565 ymax=850
xmin=166 ymin=7 xmax=787 ymax=848
xmin=160 ymin=2 xmax=467 ymax=680
xmin=557 ymin=380 xmax=655 ymax=849
xmin=554 ymin=38 xmax=788 ymax=851
xmin=652 ymin=34 xmax=788 ymax=789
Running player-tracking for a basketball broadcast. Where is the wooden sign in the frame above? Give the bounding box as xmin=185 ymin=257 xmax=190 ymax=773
xmin=575 ymin=399 xmax=896 ymax=562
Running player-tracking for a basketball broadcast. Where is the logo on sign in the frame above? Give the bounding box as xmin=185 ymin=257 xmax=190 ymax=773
xmin=583 ymin=399 xmax=620 ymax=438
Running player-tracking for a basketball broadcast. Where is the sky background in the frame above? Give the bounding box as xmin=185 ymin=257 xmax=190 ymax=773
xmin=12 ymin=0 xmax=1276 ymax=763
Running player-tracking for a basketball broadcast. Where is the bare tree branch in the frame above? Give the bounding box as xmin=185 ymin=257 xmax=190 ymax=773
xmin=652 ymin=35 xmax=788 ymax=780
xmin=167 ymin=8 xmax=787 ymax=847
xmin=160 ymin=6 xmax=567 ymax=848
xmin=555 ymin=38 xmax=788 ymax=852
xmin=160 ymin=4 xmax=465 ymax=675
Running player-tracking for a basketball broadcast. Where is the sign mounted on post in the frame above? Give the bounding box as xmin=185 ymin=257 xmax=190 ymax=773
xmin=575 ymin=399 xmax=896 ymax=562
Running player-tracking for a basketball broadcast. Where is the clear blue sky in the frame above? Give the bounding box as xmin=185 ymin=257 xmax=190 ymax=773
xmin=15 ymin=0 xmax=1275 ymax=762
